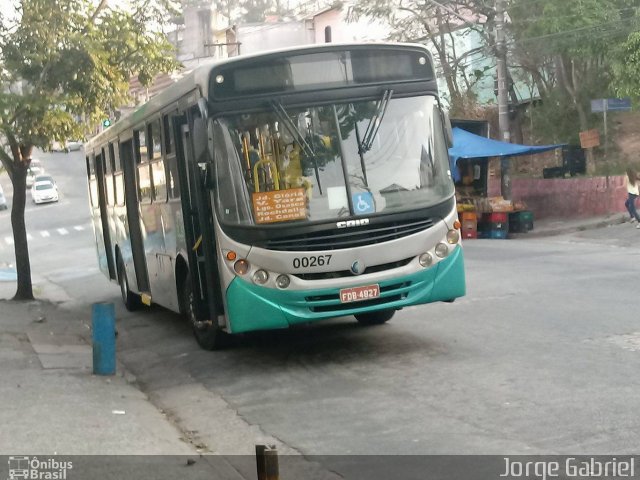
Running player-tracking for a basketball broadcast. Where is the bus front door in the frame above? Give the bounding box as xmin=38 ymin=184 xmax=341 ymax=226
xmin=95 ymin=151 xmax=116 ymax=280
xmin=121 ymin=138 xmax=150 ymax=294
xmin=176 ymin=118 xmax=222 ymax=324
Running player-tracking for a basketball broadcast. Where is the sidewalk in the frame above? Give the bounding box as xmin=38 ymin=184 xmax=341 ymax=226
xmin=0 ymin=278 xmax=258 ymax=479
xmin=0 ymin=280 xmax=199 ymax=455
xmin=0 ymin=279 xmax=345 ymax=480
xmin=508 ymin=212 xmax=627 ymax=238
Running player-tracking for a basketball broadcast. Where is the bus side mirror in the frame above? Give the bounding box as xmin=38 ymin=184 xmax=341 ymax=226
xmin=197 ymin=98 xmax=209 ymax=120
xmin=442 ymin=111 xmax=453 ymax=148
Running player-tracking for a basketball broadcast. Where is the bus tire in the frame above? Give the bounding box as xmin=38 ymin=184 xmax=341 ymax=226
xmin=354 ymin=309 xmax=395 ymax=326
xmin=181 ymin=276 xmax=228 ymax=350
xmin=117 ymin=256 xmax=140 ymax=311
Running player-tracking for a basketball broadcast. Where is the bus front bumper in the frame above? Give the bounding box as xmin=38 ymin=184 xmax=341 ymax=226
xmin=225 ymin=246 xmax=465 ymax=333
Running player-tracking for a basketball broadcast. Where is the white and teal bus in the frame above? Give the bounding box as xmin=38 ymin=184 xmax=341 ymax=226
xmin=85 ymin=43 xmax=465 ymax=350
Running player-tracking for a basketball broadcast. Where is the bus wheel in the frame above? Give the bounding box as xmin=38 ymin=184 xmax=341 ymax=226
xmin=181 ymin=277 xmax=227 ymax=350
xmin=354 ymin=309 xmax=395 ymax=326
xmin=117 ymin=257 xmax=140 ymax=311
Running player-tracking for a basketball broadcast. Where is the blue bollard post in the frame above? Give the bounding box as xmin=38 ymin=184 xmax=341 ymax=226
xmin=92 ymin=302 xmax=116 ymax=375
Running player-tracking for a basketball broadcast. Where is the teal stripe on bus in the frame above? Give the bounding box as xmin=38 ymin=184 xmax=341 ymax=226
xmin=225 ymin=246 xmax=465 ymax=334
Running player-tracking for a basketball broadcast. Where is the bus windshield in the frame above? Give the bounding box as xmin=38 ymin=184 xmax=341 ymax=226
xmin=213 ymin=95 xmax=453 ymax=226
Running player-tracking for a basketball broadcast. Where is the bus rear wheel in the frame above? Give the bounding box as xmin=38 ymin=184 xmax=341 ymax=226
xmin=354 ymin=309 xmax=395 ymax=326
xmin=181 ymin=277 xmax=227 ymax=350
xmin=117 ymin=256 xmax=140 ymax=311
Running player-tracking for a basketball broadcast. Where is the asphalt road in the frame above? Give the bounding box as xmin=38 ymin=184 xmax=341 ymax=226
xmin=2 ymin=152 xmax=640 ymax=470
xmin=0 ymin=149 xmax=95 ymax=276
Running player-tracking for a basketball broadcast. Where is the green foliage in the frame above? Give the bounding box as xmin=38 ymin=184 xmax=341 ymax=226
xmin=241 ymin=0 xmax=273 ymax=22
xmin=613 ymin=31 xmax=640 ymax=101
xmin=509 ymin=0 xmax=637 ymax=57
xmin=0 ymin=0 xmax=180 ymax=158
xmin=184 ymin=0 xmax=292 ymax=24
xmin=528 ymin=90 xmax=581 ymax=145
xmin=0 ymin=0 xmax=181 ymax=299
xmin=509 ymin=0 xmax=639 ymax=162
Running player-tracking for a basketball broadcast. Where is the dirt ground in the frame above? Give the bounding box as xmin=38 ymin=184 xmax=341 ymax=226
xmin=612 ymin=111 xmax=640 ymax=165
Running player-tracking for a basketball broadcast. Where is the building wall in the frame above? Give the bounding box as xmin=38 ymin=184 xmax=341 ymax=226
xmin=486 ymin=170 xmax=627 ymax=220
xmin=176 ymin=6 xmax=229 ymax=61
xmin=237 ymin=21 xmax=313 ymax=55
xmin=313 ymin=8 xmax=388 ymax=44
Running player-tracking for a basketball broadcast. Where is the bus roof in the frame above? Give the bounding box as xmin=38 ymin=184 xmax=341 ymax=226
xmin=85 ymin=42 xmax=431 ymax=151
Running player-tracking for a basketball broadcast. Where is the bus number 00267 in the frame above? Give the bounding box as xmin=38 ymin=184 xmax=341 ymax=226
xmin=292 ymin=255 xmax=332 ymax=269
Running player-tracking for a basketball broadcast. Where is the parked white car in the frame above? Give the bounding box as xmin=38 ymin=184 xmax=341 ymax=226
xmin=0 ymin=184 xmax=7 ymax=210
xmin=52 ymin=140 xmax=83 ymax=152
xmin=26 ymin=159 xmax=44 ymax=187
xmin=67 ymin=140 xmax=83 ymax=151
xmin=31 ymin=180 xmax=59 ymax=204
xmin=34 ymin=174 xmax=56 ymax=187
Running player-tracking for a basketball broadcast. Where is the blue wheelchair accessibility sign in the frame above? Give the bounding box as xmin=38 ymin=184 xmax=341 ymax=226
xmin=352 ymin=192 xmax=375 ymax=215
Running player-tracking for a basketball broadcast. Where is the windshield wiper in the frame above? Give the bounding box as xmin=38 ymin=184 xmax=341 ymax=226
xmin=270 ymin=100 xmax=315 ymax=158
xmin=359 ymin=89 xmax=393 ymax=154
xmin=270 ymin=100 xmax=323 ymax=194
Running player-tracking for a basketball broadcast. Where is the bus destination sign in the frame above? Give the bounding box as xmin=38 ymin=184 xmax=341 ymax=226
xmin=252 ymin=188 xmax=307 ymax=224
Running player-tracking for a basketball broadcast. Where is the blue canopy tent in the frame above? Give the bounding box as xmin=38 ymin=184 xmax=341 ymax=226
xmin=448 ymin=127 xmax=564 ymax=182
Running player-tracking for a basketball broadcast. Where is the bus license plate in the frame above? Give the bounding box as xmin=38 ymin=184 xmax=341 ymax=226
xmin=339 ymin=284 xmax=380 ymax=303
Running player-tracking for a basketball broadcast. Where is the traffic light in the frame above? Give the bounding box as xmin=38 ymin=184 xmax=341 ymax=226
xmin=102 ymin=119 xmax=112 ymax=128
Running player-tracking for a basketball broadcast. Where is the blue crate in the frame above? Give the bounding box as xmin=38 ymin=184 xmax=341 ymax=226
xmin=478 ymin=229 xmax=508 ymax=239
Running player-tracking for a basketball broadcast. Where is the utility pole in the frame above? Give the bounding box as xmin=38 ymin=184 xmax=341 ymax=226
xmin=495 ymin=0 xmax=511 ymax=199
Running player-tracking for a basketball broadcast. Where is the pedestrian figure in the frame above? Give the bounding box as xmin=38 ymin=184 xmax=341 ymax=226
xmin=624 ymin=167 xmax=640 ymax=228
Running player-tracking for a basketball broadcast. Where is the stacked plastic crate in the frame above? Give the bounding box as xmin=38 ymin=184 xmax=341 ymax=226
xmin=508 ymin=211 xmax=534 ymax=233
xmin=460 ymin=212 xmax=478 ymax=239
xmin=478 ymin=212 xmax=509 ymax=239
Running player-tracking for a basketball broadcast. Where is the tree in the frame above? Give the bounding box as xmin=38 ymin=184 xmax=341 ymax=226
xmin=613 ymin=31 xmax=640 ymax=101
xmin=0 ymin=0 xmax=179 ymax=300
xmin=508 ymin=0 xmax=639 ymax=171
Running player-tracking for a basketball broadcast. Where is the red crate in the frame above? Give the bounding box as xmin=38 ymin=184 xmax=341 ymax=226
xmin=482 ymin=212 xmax=508 ymax=223
xmin=463 ymin=230 xmax=477 ymax=239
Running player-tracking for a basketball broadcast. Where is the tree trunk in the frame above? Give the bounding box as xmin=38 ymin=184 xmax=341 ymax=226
xmin=10 ymin=160 xmax=34 ymax=300
xmin=556 ymin=55 xmax=595 ymax=174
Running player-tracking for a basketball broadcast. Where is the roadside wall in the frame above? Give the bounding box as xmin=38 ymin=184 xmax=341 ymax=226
xmin=487 ymin=171 xmax=627 ymax=220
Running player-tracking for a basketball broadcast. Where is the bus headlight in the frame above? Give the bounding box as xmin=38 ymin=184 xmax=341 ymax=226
xmin=435 ymin=243 xmax=449 ymax=258
xmin=234 ymin=259 xmax=249 ymax=275
xmin=419 ymin=252 xmax=433 ymax=267
xmin=253 ymin=269 xmax=269 ymax=284
xmin=276 ymin=274 xmax=290 ymax=289
xmin=447 ymin=229 xmax=460 ymax=244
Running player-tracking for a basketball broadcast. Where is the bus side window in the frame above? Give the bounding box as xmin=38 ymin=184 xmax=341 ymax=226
xmin=165 ymin=114 xmax=180 ymax=200
xmin=105 ymin=145 xmax=115 ymax=207
xmin=166 ymin=157 xmax=180 ymax=200
xmin=112 ymin=141 xmax=125 ymax=206
xmin=149 ymin=120 xmax=162 ymax=160
xmin=151 ymin=160 xmax=167 ymax=202
xmin=138 ymin=164 xmax=152 ymax=204
xmin=135 ymin=128 xmax=152 ymax=204
xmin=137 ymin=128 xmax=147 ymax=162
